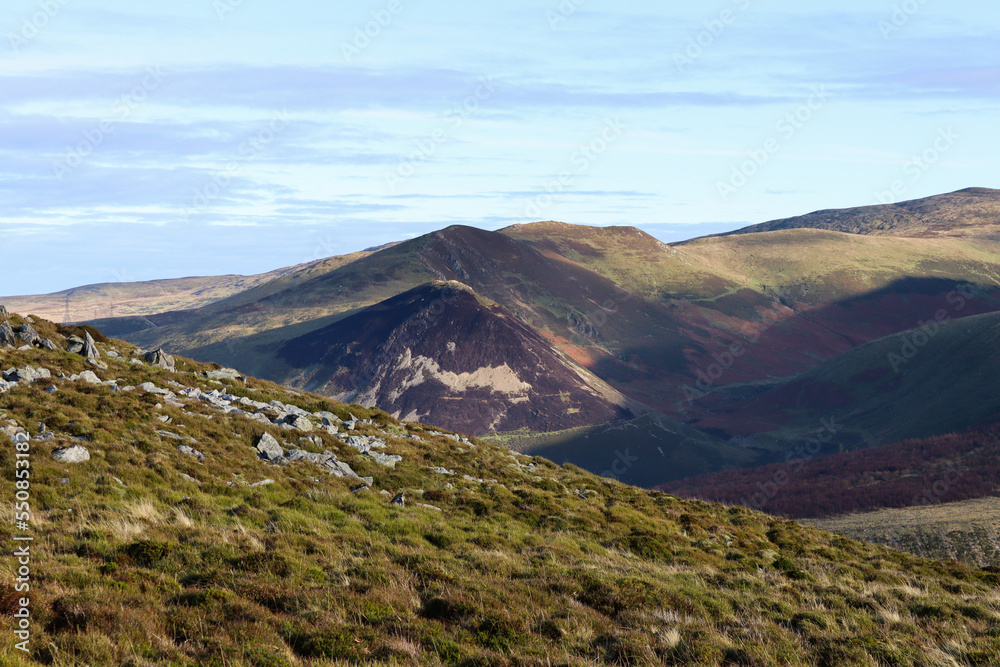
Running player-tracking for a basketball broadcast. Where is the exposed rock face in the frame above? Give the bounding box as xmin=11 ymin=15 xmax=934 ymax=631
xmin=277 ymin=282 xmax=635 ymax=435
xmin=52 ymin=445 xmax=90 ymax=464
xmin=0 ymin=305 xmax=7 ymax=318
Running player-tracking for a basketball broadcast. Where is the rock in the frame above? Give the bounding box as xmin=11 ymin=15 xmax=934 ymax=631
xmin=255 ymin=405 xmax=286 ymax=420
xmin=15 ymin=323 xmax=39 ymax=346
xmin=37 ymin=338 xmax=59 ymax=351
xmin=177 ymin=445 xmax=206 ymax=461
xmin=285 ymin=415 xmax=313 ymax=432
xmin=2 ymin=367 xmax=49 ymax=384
xmin=417 ymin=503 xmax=443 ymax=512
xmin=52 ymin=445 xmax=90 ymax=464
xmin=250 ymin=479 xmax=275 ymax=487
xmin=428 ymin=466 xmax=456 ymax=476
xmin=178 ymin=472 xmax=200 ymax=484
xmin=77 ymin=371 xmax=102 ymax=385
xmin=256 ymin=432 xmax=285 ymax=462
xmin=368 ymin=452 xmax=403 ymax=468
xmin=0 ymin=305 xmax=7 ymax=318
xmin=351 ymin=484 xmax=369 ymax=493
xmin=145 ymin=348 xmax=175 ymax=370
xmin=157 ymin=430 xmax=184 ymax=441
xmin=0 ymin=322 xmax=15 ymax=347
xmin=44 ymin=385 xmax=58 ymax=394
xmin=82 ymin=331 xmax=100 ymax=361
xmin=391 ymin=492 xmax=405 ymax=507
xmin=206 ymin=368 xmax=242 ymax=382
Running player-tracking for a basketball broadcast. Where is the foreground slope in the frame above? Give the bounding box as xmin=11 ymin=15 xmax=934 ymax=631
xmin=2 ymin=310 xmax=1000 ymax=666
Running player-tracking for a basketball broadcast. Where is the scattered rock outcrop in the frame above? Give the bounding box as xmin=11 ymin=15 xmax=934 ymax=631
xmin=0 ymin=309 xmax=441 ymax=508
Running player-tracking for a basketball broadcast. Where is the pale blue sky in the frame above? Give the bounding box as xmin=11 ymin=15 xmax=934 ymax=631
xmin=1 ymin=0 xmax=997 ymax=294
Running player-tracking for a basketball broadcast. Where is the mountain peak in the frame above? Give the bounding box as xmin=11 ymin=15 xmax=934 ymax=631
xmin=276 ymin=281 xmax=634 ymax=434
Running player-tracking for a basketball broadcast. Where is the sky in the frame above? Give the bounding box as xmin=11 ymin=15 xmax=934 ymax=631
xmin=1 ymin=0 xmax=998 ymax=295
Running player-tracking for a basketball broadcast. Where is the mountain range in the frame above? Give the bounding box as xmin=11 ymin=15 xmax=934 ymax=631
xmin=4 ymin=187 xmax=999 ymax=495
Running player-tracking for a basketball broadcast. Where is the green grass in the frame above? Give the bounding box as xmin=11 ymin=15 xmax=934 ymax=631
xmin=0 ymin=314 xmax=999 ymax=665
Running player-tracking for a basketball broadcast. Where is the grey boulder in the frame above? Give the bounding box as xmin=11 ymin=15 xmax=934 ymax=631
xmin=52 ymin=445 xmax=91 ymax=464
xmin=256 ymin=432 xmax=285 ymax=462
xmin=145 ymin=348 xmax=175 ymax=370
xmin=177 ymin=445 xmax=206 ymax=461
xmin=82 ymin=332 xmax=100 ymax=361
xmin=0 ymin=322 xmax=15 ymax=348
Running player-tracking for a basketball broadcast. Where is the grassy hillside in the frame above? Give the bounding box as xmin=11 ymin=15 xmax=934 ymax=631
xmin=688 ymin=309 xmax=1000 ymax=458
xmin=3 ymin=312 xmax=1000 ymax=665
xmin=718 ymin=187 xmax=1000 ymax=242
xmin=805 ymin=497 xmax=1000 ymax=568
